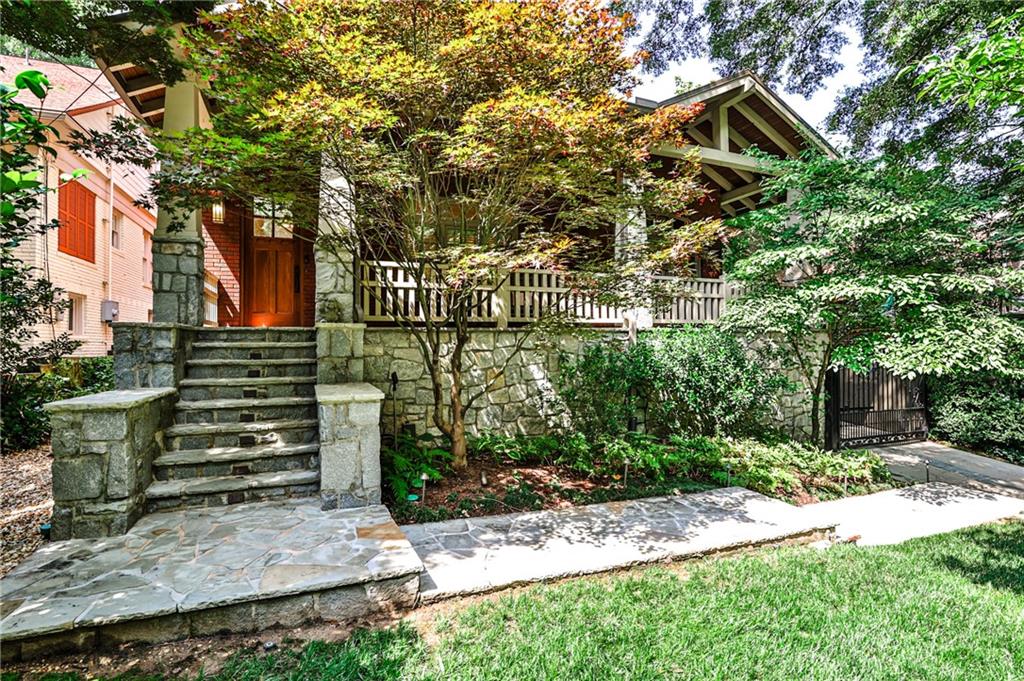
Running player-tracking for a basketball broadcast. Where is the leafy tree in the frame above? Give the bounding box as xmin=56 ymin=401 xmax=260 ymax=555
xmin=722 ymin=153 xmax=1024 ymax=444
xmin=0 ymin=0 xmax=211 ymax=83
xmin=913 ymin=7 xmax=1024 ymax=170
xmin=1 ymin=70 xmax=82 ymax=412
xmin=622 ymin=1 xmax=1024 ymax=212
xmin=80 ymin=0 xmax=719 ymax=468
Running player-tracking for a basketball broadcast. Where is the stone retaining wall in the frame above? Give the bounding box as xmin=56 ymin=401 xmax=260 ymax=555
xmin=315 ymin=324 xmax=816 ymax=441
xmin=112 ymin=323 xmax=196 ymax=389
xmin=44 ymin=388 xmax=177 ymax=539
xmin=0 ymin=574 xmax=418 ymax=663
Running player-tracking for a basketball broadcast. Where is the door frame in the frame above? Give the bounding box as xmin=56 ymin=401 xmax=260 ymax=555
xmin=239 ymin=201 xmax=308 ymax=327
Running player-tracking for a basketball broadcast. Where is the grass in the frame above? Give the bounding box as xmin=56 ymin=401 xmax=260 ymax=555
xmin=46 ymin=520 xmax=1021 ymax=681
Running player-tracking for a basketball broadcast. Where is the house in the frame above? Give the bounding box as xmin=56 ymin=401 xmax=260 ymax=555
xmin=3 ymin=54 xmax=160 ymax=357
xmin=23 ymin=56 xmax=832 ymax=538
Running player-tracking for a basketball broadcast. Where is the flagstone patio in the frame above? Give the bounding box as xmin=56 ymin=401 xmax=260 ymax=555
xmin=0 ymin=500 xmax=422 ymax=661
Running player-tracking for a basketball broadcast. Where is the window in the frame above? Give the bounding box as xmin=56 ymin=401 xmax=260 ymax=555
xmin=143 ymin=232 xmax=152 ymax=286
xmin=67 ymin=293 xmax=85 ymax=335
xmin=111 ymin=210 xmax=123 ymax=249
xmin=253 ymin=198 xmax=294 ymax=239
xmin=58 ymin=181 xmax=96 ymax=261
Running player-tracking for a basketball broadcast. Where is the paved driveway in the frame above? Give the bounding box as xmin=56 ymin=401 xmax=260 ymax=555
xmin=872 ymin=441 xmax=1024 ymax=499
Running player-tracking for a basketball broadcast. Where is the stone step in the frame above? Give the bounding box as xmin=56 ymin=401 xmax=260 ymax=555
xmin=164 ymin=418 xmax=320 ymax=451
xmin=153 ymin=443 xmax=320 ymax=481
xmin=190 ymin=341 xmax=317 ymax=361
xmin=185 ymin=358 xmax=317 ymax=380
xmin=194 ymin=327 xmax=315 ymax=343
xmin=178 ymin=376 xmax=317 ymax=401
xmin=145 ymin=470 xmax=321 ymax=512
xmin=173 ymin=396 xmax=318 ymax=425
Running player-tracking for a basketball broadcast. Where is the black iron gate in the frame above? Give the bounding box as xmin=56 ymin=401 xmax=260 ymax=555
xmin=825 ymin=365 xmax=928 ymax=450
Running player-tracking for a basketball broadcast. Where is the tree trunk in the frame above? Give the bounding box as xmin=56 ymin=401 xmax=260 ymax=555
xmin=449 ymin=320 xmax=469 ymax=469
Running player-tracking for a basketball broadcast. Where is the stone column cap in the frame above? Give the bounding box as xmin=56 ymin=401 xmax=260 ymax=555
xmin=44 ymin=388 xmax=177 ymax=412
xmin=316 ymin=383 xmax=385 ymax=403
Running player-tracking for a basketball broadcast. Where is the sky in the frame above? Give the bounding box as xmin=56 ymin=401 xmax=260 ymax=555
xmin=631 ymin=25 xmax=865 ymax=147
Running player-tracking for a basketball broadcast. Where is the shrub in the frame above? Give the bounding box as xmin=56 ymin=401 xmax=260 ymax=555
xmin=928 ymin=374 xmax=1024 ymax=464
xmin=557 ymin=341 xmax=657 ymax=441
xmin=670 ymin=436 xmax=892 ymax=501
xmin=558 ymin=327 xmax=790 ymax=441
xmin=0 ymin=356 xmax=115 ymax=452
xmin=382 ymin=432 xmax=452 ymax=501
xmin=644 ymin=327 xmax=792 ymax=437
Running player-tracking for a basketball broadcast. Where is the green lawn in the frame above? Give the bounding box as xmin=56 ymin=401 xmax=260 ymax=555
xmin=44 ymin=522 xmax=1024 ymax=680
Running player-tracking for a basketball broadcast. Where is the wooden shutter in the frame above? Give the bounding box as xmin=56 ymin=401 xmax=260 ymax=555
xmin=58 ymin=181 xmax=96 ymax=262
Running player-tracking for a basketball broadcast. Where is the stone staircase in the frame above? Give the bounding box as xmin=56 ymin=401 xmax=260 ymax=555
xmin=145 ymin=327 xmax=321 ymax=512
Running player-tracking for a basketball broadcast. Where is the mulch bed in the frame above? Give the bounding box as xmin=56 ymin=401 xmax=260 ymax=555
xmin=390 ymin=455 xmax=716 ymax=524
xmin=1 ymin=443 xmax=53 ymax=578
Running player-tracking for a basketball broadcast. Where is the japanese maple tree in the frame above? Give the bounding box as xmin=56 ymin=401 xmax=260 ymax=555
xmin=101 ymin=0 xmax=719 ymax=468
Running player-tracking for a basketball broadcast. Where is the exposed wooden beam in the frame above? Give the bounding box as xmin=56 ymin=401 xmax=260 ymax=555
xmin=734 ymin=101 xmax=800 ymax=157
xmin=713 ymin=104 xmax=729 ymax=151
xmin=702 ymin=165 xmax=733 ymax=190
xmin=123 ymin=74 xmax=164 ymax=97
xmin=685 ymin=129 xmax=758 ymax=183
xmin=721 ymin=180 xmax=762 ymax=204
xmin=654 ymin=143 xmax=773 ymax=175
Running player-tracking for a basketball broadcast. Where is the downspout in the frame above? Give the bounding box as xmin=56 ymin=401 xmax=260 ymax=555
xmin=105 ymin=109 xmax=115 ymax=346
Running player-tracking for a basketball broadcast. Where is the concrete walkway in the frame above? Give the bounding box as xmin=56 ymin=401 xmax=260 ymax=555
xmin=873 ymin=441 xmax=1024 ymax=499
xmin=405 ymin=482 xmax=1024 ymax=602
xmin=404 ymin=487 xmax=833 ymax=603
xmin=806 ymin=482 xmax=1024 ymax=546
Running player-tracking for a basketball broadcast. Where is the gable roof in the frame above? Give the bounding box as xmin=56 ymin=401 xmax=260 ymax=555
xmin=634 ymin=70 xmax=835 ymax=159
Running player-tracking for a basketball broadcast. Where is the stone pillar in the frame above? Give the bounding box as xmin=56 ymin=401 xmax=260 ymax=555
xmin=44 ymin=388 xmax=177 ymax=539
xmin=316 ymin=383 xmax=384 ymax=510
xmin=152 ymin=79 xmax=208 ymax=326
xmin=316 ymin=163 xmax=358 ymax=323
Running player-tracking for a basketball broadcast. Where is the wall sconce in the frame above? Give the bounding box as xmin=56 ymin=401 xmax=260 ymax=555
xmin=211 ymin=200 xmax=225 ymax=223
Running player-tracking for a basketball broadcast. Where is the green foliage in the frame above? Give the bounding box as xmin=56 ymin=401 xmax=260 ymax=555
xmin=643 ymin=327 xmax=792 ymax=437
xmin=928 ymin=374 xmax=1024 ymax=465
xmin=469 ymin=433 xmax=563 ymax=465
xmin=381 ymin=433 xmax=452 ymax=502
xmin=724 ymin=153 xmax=1024 ymax=441
xmin=558 ymin=328 xmax=789 ymax=442
xmin=557 ymin=341 xmax=655 ymax=441
xmin=1 ymin=357 xmax=114 ymax=452
xmin=667 ymin=436 xmax=892 ymax=501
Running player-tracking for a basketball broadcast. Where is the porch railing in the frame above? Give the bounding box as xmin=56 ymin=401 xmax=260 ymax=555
xmin=359 ymin=260 xmax=738 ymax=327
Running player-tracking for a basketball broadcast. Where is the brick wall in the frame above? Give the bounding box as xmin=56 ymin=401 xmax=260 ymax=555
xmin=202 ymin=202 xmax=244 ymax=326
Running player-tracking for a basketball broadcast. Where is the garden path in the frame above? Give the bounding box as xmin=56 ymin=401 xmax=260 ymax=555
xmin=406 ymin=483 xmax=1024 ymax=602
xmin=404 ymin=487 xmax=831 ymax=603
xmin=872 ymin=441 xmax=1024 ymax=499
xmin=803 ymin=482 xmax=1024 ymax=546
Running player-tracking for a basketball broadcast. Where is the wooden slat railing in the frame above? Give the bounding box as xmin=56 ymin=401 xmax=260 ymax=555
xmin=360 ymin=260 xmax=736 ymax=327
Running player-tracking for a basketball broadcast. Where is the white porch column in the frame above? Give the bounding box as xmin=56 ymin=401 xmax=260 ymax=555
xmin=151 ymin=79 xmax=208 ymax=326
xmin=616 ymin=180 xmax=653 ymax=333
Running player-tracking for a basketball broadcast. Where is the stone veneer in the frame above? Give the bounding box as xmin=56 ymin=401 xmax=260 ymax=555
xmin=316 ymin=383 xmax=384 ymax=509
xmin=112 ymin=322 xmax=196 ymax=389
xmin=43 ymin=388 xmax=177 ymax=539
xmin=317 ymin=323 xmax=815 ymax=441
xmin=151 ymin=235 xmax=205 ymax=327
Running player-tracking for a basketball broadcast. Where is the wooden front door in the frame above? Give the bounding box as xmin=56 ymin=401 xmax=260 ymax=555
xmin=244 ymin=201 xmax=302 ymax=326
